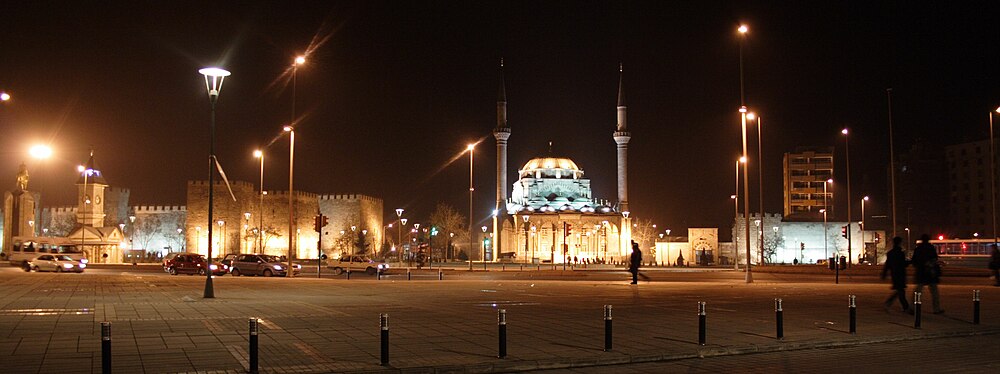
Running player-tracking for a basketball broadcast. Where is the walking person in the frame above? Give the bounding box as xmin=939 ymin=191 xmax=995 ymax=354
xmin=628 ymin=241 xmax=646 ymax=284
xmin=881 ymin=237 xmax=910 ymax=312
xmin=989 ymin=244 xmax=1000 ymax=287
xmin=912 ymin=234 xmax=944 ymax=314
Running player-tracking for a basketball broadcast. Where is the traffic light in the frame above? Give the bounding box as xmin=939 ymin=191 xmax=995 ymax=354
xmin=313 ymin=215 xmax=322 ymax=233
xmin=321 ymin=215 xmax=329 ymax=228
xmin=874 ymin=233 xmax=881 ymax=243
xmin=841 ymin=225 xmax=848 ymax=239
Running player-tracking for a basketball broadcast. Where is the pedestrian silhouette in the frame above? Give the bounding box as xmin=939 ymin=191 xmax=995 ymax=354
xmin=881 ymin=237 xmax=910 ymax=312
xmin=628 ymin=241 xmax=649 ymax=284
xmin=990 ymin=244 xmax=1000 ymax=287
xmin=912 ymin=234 xmax=944 ymax=314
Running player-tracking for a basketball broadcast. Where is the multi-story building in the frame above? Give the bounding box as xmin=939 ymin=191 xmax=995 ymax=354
xmin=945 ymin=139 xmax=996 ymax=237
xmin=783 ymin=147 xmax=834 ymax=220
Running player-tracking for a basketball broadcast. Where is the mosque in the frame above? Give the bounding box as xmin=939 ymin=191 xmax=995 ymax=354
xmin=486 ymin=63 xmax=633 ymax=264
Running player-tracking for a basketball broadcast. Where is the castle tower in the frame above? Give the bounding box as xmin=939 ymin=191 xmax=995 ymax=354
xmin=76 ymin=151 xmax=109 ymax=227
xmin=613 ymin=65 xmax=632 ymax=253
xmin=493 ymin=59 xmax=511 ymax=258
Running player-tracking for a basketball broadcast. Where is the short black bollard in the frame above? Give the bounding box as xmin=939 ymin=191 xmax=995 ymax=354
xmin=498 ymin=309 xmax=507 ymax=358
xmin=380 ymin=314 xmax=389 ymax=365
xmin=603 ymin=305 xmax=613 ymax=352
xmin=438 ymin=270 xmax=443 ymax=280
xmin=377 ymin=269 xmax=382 ymax=280
xmin=101 ymin=321 xmax=111 ymax=374
xmin=974 ymin=290 xmax=981 ymax=325
xmin=914 ymin=291 xmax=922 ymax=329
xmin=347 ymin=269 xmax=352 ymax=280
xmin=407 ymin=269 xmax=412 ymax=280
xmin=698 ymin=302 xmax=707 ymax=346
xmin=248 ymin=318 xmax=259 ymax=374
xmin=849 ymin=295 xmax=857 ymax=334
xmin=775 ymin=298 xmax=784 ymax=340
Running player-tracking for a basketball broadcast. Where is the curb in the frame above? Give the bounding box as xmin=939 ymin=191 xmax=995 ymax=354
xmin=344 ymin=327 xmax=1000 ymax=373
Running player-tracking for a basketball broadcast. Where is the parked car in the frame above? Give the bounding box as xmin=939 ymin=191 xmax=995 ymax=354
xmin=328 ymin=255 xmax=388 ymax=275
xmin=229 ymin=254 xmax=301 ymax=277
xmin=27 ymin=254 xmax=86 ymax=273
xmin=164 ymin=253 xmax=228 ymax=276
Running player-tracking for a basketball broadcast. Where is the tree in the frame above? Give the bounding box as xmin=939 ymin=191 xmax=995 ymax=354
xmin=133 ymin=215 xmax=163 ymax=250
xmin=762 ymin=230 xmax=785 ymax=264
xmin=49 ymin=214 xmax=77 ymax=237
xmin=428 ymin=203 xmax=468 ymax=255
xmin=246 ymin=225 xmax=283 ymax=253
xmin=630 ymin=218 xmax=658 ymax=251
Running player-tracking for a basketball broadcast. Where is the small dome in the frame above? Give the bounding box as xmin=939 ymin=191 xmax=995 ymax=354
xmin=519 ymin=157 xmax=585 ymax=179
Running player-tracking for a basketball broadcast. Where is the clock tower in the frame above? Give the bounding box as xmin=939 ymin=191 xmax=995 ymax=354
xmin=76 ymin=151 xmax=108 ymax=227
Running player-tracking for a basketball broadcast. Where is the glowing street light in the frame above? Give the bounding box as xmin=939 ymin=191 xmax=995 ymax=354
xmin=0 ymin=92 xmax=10 ymax=101
xmin=198 ymin=66 xmax=231 ymax=298
xmin=467 ymin=143 xmax=475 ymax=271
xmin=29 ymin=145 xmax=52 ymax=159
xmin=253 ymin=149 xmax=264 ymax=252
xmin=283 ymin=125 xmax=295 ymax=277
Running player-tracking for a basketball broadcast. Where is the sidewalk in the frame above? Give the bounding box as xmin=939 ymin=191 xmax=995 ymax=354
xmin=0 ymin=271 xmax=996 ymax=373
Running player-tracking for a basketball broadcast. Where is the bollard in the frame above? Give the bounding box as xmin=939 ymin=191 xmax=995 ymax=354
xmin=407 ymin=269 xmax=412 ymax=280
xmin=248 ymin=318 xmax=259 ymax=374
xmin=914 ymin=292 xmax=922 ymax=329
xmin=502 ymin=264 xmax=506 ymax=271
xmin=101 ymin=322 xmax=111 ymax=374
xmin=775 ymin=299 xmax=784 ymax=340
xmin=603 ymin=305 xmax=613 ymax=352
xmin=377 ymin=269 xmax=382 ymax=280
xmin=380 ymin=314 xmax=389 ymax=365
xmin=498 ymin=309 xmax=507 ymax=358
xmin=347 ymin=269 xmax=351 ymax=280
xmin=974 ymin=290 xmax=981 ymax=325
xmin=698 ymin=302 xmax=707 ymax=346
xmin=849 ymin=295 xmax=857 ymax=334
xmin=438 ymin=270 xmax=443 ymax=280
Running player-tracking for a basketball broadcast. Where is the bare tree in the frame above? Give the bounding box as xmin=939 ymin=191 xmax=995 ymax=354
xmin=630 ymin=218 xmax=658 ymax=251
xmin=49 ymin=214 xmax=77 ymax=237
xmin=133 ymin=215 xmax=163 ymax=250
xmin=429 ymin=202 xmax=468 ymax=246
xmin=762 ymin=230 xmax=785 ymax=264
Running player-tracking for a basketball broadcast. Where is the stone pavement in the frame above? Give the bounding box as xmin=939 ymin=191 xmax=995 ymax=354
xmin=0 ymin=268 xmax=997 ymax=373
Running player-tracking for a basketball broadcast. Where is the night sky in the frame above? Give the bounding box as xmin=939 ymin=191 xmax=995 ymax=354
xmin=2 ymin=1 xmax=998 ymax=238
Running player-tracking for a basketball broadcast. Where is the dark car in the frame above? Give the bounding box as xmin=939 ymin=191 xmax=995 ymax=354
xmin=163 ymin=253 xmax=228 ymax=276
xmin=229 ymin=254 xmax=301 ymax=277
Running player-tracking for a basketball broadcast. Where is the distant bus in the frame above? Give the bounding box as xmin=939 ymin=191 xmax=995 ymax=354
xmin=928 ymin=238 xmax=992 ymax=268
xmin=4 ymin=237 xmax=89 ymax=267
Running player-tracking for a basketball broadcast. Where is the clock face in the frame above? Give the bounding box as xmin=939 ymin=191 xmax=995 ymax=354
xmin=95 ymin=196 xmax=102 ymax=205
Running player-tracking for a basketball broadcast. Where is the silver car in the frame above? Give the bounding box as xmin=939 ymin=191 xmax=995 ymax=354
xmin=27 ymin=255 xmax=86 ymax=273
xmin=229 ymin=254 xmax=301 ymax=277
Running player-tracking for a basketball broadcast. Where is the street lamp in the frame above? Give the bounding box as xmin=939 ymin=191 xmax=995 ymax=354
xmin=283 ymin=125 xmax=295 ymax=277
xmin=821 ymin=208 xmax=828 ymax=260
xmin=198 ymin=66 xmax=231 ymax=299
xmin=253 ymin=150 xmax=264 ymax=252
xmin=244 ymin=212 xmax=251 ymax=254
xmin=861 ymin=196 xmax=869 ymax=261
xmin=665 ymin=228 xmax=672 ymax=265
xmin=842 ymin=128 xmax=852 ymax=267
xmin=747 ymin=112 xmax=765 ymax=266
xmin=0 ymin=92 xmax=9 ymax=101
xmin=481 ymin=225 xmax=488 ymax=270
xmin=395 ymin=208 xmax=404 ymax=260
xmin=522 ymin=214 xmax=530 ymax=265
xmin=129 ymin=215 xmax=136 ymax=250
xmin=989 ymin=107 xmax=1000 ymax=247
xmin=217 ymin=219 xmax=226 ymax=255
xmin=823 ymin=179 xmax=833 ymax=259
xmin=467 ymin=143 xmax=475 ymax=271
xmin=77 ymin=164 xmax=93 ymax=259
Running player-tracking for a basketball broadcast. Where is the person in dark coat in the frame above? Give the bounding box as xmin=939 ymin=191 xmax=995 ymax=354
xmin=881 ymin=237 xmax=910 ymax=312
xmin=628 ymin=241 xmax=642 ymax=284
xmin=989 ymin=245 xmax=1000 ymax=287
xmin=911 ymin=234 xmax=943 ymax=314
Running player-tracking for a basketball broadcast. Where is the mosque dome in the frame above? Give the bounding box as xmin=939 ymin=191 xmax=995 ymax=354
xmin=519 ymin=157 xmax=584 ymax=179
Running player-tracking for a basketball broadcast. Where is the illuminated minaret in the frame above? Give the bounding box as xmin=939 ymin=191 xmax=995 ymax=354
xmin=614 ymin=64 xmax=632 ymax=254
xmin=614 ymin=64 xmax=630 ymax=213
xmin=493 ymin=59 xmax=510 ymax=256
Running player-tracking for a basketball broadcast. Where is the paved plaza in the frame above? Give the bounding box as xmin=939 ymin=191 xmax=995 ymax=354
xmin=0 ymin=267 xmax=997 ymax=373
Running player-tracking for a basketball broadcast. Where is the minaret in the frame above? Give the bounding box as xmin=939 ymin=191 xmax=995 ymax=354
xmin=493 ymin=59 xmax=511 ymax=257
xmin=614 ymin=64 xmax=630 ymax=213
xmin=614 ymin=64 xmax=632 ymax=256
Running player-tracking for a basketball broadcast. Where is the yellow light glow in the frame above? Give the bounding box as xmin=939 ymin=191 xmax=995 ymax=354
xmin=738 ymin=25 xmax=748 ymax=33
xmin=0 ymin=92 xmax=10 ymax=101
xmin=253 ymin=150 xmax=263 ymax=158
xmin=283 ymin=126 xmax=293 ymax=132
xmin=29 ymin=145 xmax=53 ymax=159
xmin=466 ymin=144 xmax=475 ymax=151
xmin=294 ymin=56 xmax=306 ymax=65
xmin=746 ymin=112 xmax=756 ymax=120
xmin=76 ymin=165 xmax=85 ymax=172
xmin=842 ymin=128 xmax=849 ymax=135
xmin=863 ymin=196 xmax=869 ymax=201
xmin=995 ymin=106 xmax=1000 ymax=114
xmin=739 ymin=156 xmax=747 ymax=163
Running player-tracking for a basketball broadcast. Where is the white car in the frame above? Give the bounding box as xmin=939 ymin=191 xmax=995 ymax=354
xmin=328 ymin=255 xmax=389 ymax=275
xmin=27 ymin=255 xmax=86 ymax=273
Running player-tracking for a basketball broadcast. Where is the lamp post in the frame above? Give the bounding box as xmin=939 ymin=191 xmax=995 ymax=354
xmin=748 ymin=112 xmax=765 ymax=266
xmin=989 ymin=107 xmax=1000 ymax=248
xmin=253 ymin=150 xmax=264 ymax=252
xmin=731 ymin=194 xmax=738 ymax=269
xmin=861 ymin=196 xmax=869 ymax=261
xmin=77 ymin=164 xmax=91 ymax=257
xmin=283 ymin=125 xmax=295 ymax=277
xmin=904 ymin=227 xmax=911 ymax=248
xmin=665 ymin=228 xmax=672 ymax=266
xmin=737 ymin=24 xmax=752 ymax=283
xmin=0 ymin=92 xmax=10 ymax=101
xmin=522 ymin=215 xmax=530 ymax=265
xmin=467 ymin=144 xmax=475 ymax=271
xmin=177 ymin=228 xmax=184 ymax=251
xmin=842 ymin=128 xmax=852 ymax=267
xmin=244 ymin=212 xmax=251 ymax=254
xmin=481 ymin=225 xmax=488 ymax=270
xmin=129 ymin=215 xmax=136 ymax=250
xmin=823 ymin=179 xmax=832 ymax=260
xmin=196 ymin=226 xmax=201 ymax=253
xmin=395 ymin=208 xmax=404 ymax=257
xmin=217 ymin=220 xmax=226 ymax=255
xmin=448 ymin=232 xmax=455 ymax=261
xmin=198 ymin=66 xmax=230 ymax=299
